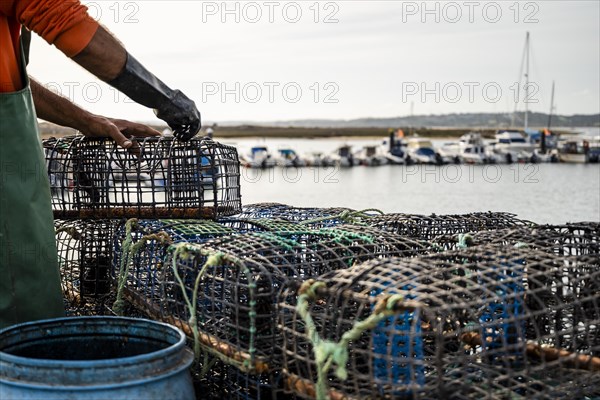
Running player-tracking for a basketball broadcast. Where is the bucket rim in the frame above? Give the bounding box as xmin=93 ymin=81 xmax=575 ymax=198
xmin=0 ymin=316 xmax=189 ymax=370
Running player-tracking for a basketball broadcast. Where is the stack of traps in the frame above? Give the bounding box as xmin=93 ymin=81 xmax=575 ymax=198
xmin=51 ymin=201 xmax=599 ymax=399
xmin=47 ymin=135 xmax=242 ymax=314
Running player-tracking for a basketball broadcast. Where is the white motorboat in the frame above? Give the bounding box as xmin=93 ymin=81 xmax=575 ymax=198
xmin=406 ymin=137 xmax=446 ymax=164
xmin=305 ymin=151 xmax=336 ymax=167
xmin=332 ymin=144 xmax=356 ymax=167
xmin=276 ymin=148 xmax=306 ymax=167
xmin=491 ymin=130 xmax=535 ymax=163
xmin=439 ymin=132 xmax=497 ymax=164
xmin=558 ymin=135 xmax=600 ymax=163
xmin=240 ymin=146 xmax=276 ymax=168
xmin=354 ymin=145 xmax=388 ymax=166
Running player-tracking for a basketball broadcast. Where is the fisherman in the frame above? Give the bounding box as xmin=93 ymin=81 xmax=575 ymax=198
xmin=0 ymin=0 xmax=200 ymax=328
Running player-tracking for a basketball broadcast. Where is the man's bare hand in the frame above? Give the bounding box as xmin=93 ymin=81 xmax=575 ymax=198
xmin=81 ymin=116 xmax=161 ymax=150
xmin=107 ymin=118 xmax=162 ymax=139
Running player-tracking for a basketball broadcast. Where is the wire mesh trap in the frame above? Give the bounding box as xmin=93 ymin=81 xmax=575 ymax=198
xmin=55 ymin=219 xmax=122 ymax=316
xmin=432 ymin=223 xmax=600 ymax=260
xmin=114 ymin=225 xmax=430 ymax=377
xmin=234 ymin=203 xmax=372 ymax=228
xmin=110 ymin=218 xmax=312 ymax=318
xmin=367 ymin=212 xmax=533 ymax=241
xmin=44 ymin=135 xmax=241 ymax=219
xmin=277 ymin=244 xmax=600 ymax=400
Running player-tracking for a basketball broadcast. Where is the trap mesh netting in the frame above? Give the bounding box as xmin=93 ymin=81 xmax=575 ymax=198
xmin=236 ymin=203 xmax=353 ymax=221
xmin=44 ymin=135 xmax=241 ymax=219
xmin=55 ymin=219 xmax=121 ymax=316
xmin=234 ymin=203 xmax=382 ymax=228
xmin=278 ymin=244 xmax=600 ymax=400
xmin=57 ymin=217 xmax=300 ymax=318
xmin=433 ymin=223 xmax=599 ymax=258
xmin=113 ymin=225 xmax=430 ymax=372
xmin=110 ymin=217 xmax=315 ymax=315
xmin=367 ymin=212 xmax=533 ymax=240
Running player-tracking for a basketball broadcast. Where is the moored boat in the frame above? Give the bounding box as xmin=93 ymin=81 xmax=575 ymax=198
xmin=276 ymin=148 xmax=306 ymax=167
xmin=384 ymin=130 xmax=408 ymax=165
xmin=332 ymin=144 xmax=356 ymax=167
xmin=558 ymin=135 xmax=599 ymax=163
xmin=491 ymin=130 xmax=535 ymax=163
xmin=305 ymin=151 xmax=336 ymax=167
xmin=240 ymin=145 xmax=276 ymax=168
xmin=354 ymin=145 xmax=389 ymax=166
xmin=406 ymin=137 xmax=447 ymax=164
xmin=439 ymin=132 xmax=497 ymax=164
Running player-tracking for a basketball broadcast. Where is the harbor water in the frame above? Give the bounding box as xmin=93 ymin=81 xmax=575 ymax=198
xmin=231 ymin=137 xmax=600 ymax=224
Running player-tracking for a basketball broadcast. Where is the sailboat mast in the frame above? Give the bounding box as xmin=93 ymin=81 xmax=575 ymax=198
xmin=548 ymin=80 xmax=555 ymax=129
xmin=541 ymin=80 xmax=555 ymax=154
xmin=524 ymin=31 xmax=530 ymax=131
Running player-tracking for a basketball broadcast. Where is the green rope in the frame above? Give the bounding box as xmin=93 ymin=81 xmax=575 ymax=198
xmin=254 ymin=231 xmax=301 ymax=251
xmin=316 ymin=227 xmax=375 ymax=245
xmin=299 ymin=208 xmax=384 ymax=227
xmin=166 ymin=243 xmax=259 ymax=371
xmin=169 ymin=243 xmax=225 ymax=361
xmin=457 ymin=233 xmax=474 ymax=249
xmin=112 ymin=218 xmax=172 ymax=315
xmin=253 ymin=218 xmax=310 ymax=234
xmin=295 ymin=280 xmax=405 ymax=400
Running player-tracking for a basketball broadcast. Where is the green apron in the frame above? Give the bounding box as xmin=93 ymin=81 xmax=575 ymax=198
xmin=0 ymin=39 xmax=64 ymax=328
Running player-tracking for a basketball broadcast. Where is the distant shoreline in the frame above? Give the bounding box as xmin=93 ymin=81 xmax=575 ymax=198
xmin=39 ymin=122 xmax=582 ymax=140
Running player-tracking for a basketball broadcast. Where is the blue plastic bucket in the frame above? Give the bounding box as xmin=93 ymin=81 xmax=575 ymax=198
xmin=0 ymin=316 xmax=195 ymax=400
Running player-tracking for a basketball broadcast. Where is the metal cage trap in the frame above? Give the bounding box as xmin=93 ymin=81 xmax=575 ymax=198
xmin=367 ymin=211 xmax=533 ymax=241
xmin=234 ymin=203 xmax=374 ymax=228
xmin=110 ymin=224 xmax=431 ymax=397
xmin=277 ymin=243 xmax=600 ymax=400
xmin=110 ymin=218 xmax=313 ymax=318
xmin=54 ymin=219 xmax=122 ymax=315
xmin=432 ymin=223 xmax=600 ymax=259
xmin=44 ymin=135 xmax=241 ymax=219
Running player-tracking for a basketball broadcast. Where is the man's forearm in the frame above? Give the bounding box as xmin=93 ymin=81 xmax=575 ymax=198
xmin=30 ymin=78 xmax=161 ymax=148
xmin=30 ymin=78 xmax=95 ymax=131
xmin=72 ymin=26 xmax=127 ymax=82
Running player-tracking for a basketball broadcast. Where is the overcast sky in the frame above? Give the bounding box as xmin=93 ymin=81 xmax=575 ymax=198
xmin=28 ymin=0 xmax=599 ymax=124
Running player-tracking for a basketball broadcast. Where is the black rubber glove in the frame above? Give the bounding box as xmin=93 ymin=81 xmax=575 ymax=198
xmin=107 ymin=53 xmax=201 ymax=141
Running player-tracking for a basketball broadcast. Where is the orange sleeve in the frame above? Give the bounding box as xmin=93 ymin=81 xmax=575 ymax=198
xmin=14 ymin=0 xmax=99 ymax=57
xmin=0 ymin=14 xmax=24 ymax=92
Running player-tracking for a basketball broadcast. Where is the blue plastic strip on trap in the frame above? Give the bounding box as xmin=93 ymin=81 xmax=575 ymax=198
xmin=371 ymin=282 xmax=424 ymax=396
xmin=478 ymin=258 xmax=525 ymax=363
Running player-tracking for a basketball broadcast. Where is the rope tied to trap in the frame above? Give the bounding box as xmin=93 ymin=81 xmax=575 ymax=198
xmin=299 ymin=208 xmax=384 ymax=227
xmin=168 ymin=243 xmax=225 ymax=362
xmin=296 ymin=279 xmax=406 ymax=400
xmin=457 ymin=233 xmax=473 ymax=249
xmin=113 ymin=218 xmax=173 ymax=315
xmin=254 ymin=231 xmax=300 ymax=251
xmin=164 ymin=243 xmax=260 ymax=373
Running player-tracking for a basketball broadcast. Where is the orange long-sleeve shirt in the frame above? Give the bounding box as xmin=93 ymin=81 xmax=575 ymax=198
xmin=0 ymin=0 xmax=99 ymax=92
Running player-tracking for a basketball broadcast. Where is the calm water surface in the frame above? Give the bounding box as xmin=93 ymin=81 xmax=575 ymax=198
xmin=228 ymin=137 xmax=600 ymax=224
